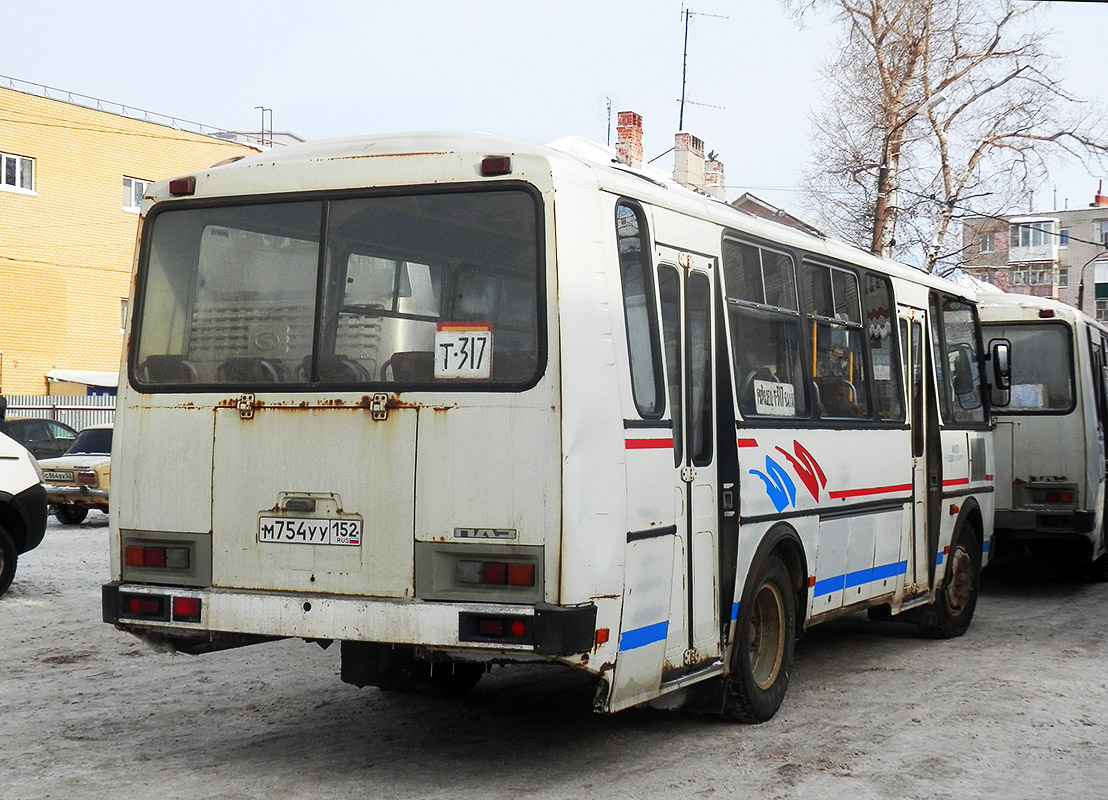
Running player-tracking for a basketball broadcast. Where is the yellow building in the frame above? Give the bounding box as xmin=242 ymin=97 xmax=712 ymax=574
xmin=0 ymin=82 xmax=261 ymax=395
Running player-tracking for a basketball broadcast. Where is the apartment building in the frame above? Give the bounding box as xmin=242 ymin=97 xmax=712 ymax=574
xmin=0 ymin=79 xmax=264 ymax=394
xmin=961 ymin=186 xmax=1108 ymax=321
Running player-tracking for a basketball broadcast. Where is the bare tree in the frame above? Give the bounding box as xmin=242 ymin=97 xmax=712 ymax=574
xmin=789 ymin=0 xmax=1108 ymax=272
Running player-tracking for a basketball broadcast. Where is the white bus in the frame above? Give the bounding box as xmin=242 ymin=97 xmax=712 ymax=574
xmin=102 ymin=133 xmax=1009 ymax=722
xmin=978 ymin=292 xmax=1108 ymax=579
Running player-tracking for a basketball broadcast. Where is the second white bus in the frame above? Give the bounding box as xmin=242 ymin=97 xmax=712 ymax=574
xmin=978 ymin=292 xmax=1108 ymax=580
xmin=102 ymin=132 xmax=1009 ymax=721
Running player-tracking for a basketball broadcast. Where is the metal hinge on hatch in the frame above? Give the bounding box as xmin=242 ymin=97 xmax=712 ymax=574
xmin=370 ymin=392 xmax=390 ymax=421
xmin=237 ymin=393 xmax=256 ymax=420
xmin=681 ymin=466 xmax=697 ymax=483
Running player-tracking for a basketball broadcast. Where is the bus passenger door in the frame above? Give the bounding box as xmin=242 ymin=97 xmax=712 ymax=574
xmin=899 ymin=305 xmax=941 ymax=591
xmin=657 ymin=253 xmax=721 ymax=673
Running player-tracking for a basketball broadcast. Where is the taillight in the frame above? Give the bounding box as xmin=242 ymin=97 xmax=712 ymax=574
xmin=76 ymin=470 xmax=97 ymax=486
xmin=457 ymin=560 xmax=536 ymax=587
xmin=172 ymin=596 xmax=202 ymax=623
xmin=126 ymin=596 xmax=163 ymax=616
xmin=459 ymin=612 xmax=532 ymax=644
xmin=1045 ymin=490 xmax=1074 ymax=504
xmin=124 ymin=545 xmax=190 ymax=569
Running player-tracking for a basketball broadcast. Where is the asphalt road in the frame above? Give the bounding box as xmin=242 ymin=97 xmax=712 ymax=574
xmin=3 ymin=514 xmax=1107 ymax=800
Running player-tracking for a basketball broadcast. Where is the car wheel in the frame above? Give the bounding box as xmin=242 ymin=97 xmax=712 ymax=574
xmin=0 ymin=524 xmax=17 ymax=598
xmin=54 ymin=505 xmax=89 ymax=525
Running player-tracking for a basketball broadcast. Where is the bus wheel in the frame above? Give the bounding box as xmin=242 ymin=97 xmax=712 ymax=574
xmin=721 ymin=553 xmax=796 ymax=723
xmin=0 ymin=526 xmax=16 ymax=598
xmin=922 ymin=525 xmax=981 ymax=639
xmin=54 ymin=505 xmax=88 ymax=526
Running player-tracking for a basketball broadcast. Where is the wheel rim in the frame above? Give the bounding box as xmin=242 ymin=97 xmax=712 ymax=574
xmin=748 ymin=580 xmax=786 ymax=690
xmin=945 ymin=545 xmax=974 ymax=615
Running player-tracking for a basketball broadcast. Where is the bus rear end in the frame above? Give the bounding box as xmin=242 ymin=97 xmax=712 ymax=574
xmin=103 ymin=137 xmax=596 ymax=693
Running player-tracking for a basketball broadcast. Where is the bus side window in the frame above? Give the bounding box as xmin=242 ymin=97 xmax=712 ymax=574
xmin=616 ymin=201 xmax=664 ymax=418
xmin=721 ymin=238 xmax=808 ymax=420
xmin=803 ymin=262 xmax=870 ymax=419
xmin=863 ymin=273 xmax=903 ymax=420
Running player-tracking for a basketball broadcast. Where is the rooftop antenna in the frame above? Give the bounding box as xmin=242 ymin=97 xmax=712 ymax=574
xmin=679 ymin=6 xmax=727 ymax=131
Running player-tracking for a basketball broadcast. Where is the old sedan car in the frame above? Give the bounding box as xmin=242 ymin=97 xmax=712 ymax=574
xmin=38 ymin=423 xmax=112 ymax=525
xmin=2 ymin=417 xmax=78 ymax=460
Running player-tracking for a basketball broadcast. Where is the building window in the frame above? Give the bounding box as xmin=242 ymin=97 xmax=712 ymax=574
xmin=1099 ymin=221 xmax=1108 ymax=247
xmin=1 ymin=152 xmax=35 ymax=193
xmin=122 ymin=177 xmax=152 ymax=211
xmin=1097 ymin=298 xmax=1108 ymax=323
xmin=979 ymin=234 xmax=994 ymax=254
xmin=1028 ymin=268 xmax=1049 ymax=286
xmin=1059 ymin=267 xmax=1069 ymax=288
xmin=1059 ymin=228 xmax=1070 ymax=248
xmin=1009 ymin=221 xmax=1054 ymax=248
xmin=1011 ymin=268 xmax=1027 ymax=285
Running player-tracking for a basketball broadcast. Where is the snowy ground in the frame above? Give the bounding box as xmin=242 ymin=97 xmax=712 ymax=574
xmin=3 ymin=514 xmax=1107 ymax=800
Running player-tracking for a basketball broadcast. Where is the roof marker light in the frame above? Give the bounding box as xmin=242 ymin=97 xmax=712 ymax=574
xmin=169 ymin=176 xmax=196 ymax=196
xmin=481 ymin=156 xmax=512 ymax=176
xmin=1039 ymin=309 xmax=1055 ymax=318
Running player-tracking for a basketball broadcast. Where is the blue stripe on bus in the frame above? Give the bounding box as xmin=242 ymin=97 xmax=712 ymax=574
xmin=619 ymin=621 xmax=669 ymax=651
xmin=813 ymin=560 xmax=908 ymax=598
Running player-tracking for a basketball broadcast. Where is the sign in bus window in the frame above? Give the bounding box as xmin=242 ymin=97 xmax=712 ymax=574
xmin=435 ymin=322 xmax=493 ymax=379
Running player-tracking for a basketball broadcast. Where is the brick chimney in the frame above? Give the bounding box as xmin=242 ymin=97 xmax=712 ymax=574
xmin=615 ymin=111 xmax=643 ymax=168
xmin=1094 ymin=180 xmax=1108 ymax=207
xmin=673 ymin=132 xmax=705 ymax=192
xmin=704 ymin=152 xmax=725 ymax=200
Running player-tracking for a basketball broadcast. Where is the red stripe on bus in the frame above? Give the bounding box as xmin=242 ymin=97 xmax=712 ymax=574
xmin=827 ymin=483 xmax=913 ymax=500
xmin=625 ymin=438 xmax=674 ymax=450
xmin=737 ymin=438 xmax=759 ymax=448
xmin=942 ymin=478 xmax=970 ymax=488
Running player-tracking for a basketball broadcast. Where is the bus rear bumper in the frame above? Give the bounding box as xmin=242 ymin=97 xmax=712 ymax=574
xmin=995 ymin=508 xmax=1097 ymax=535
xmin=102 ymin=582 xmax=596 ymax=658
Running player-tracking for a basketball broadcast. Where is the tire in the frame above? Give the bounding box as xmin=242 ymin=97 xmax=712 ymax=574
xmin=0 ymin=525 xmax=18 ymax=598
xmin=54 ymin=505 xmax=88 ymax=526
xmin=921 ymin=524 xmax=981 ymax=639
xmin=721 ymin=553 xmax=796 ymax=723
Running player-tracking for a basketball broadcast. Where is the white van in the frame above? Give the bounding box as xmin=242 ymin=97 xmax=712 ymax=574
xmin=0 ymin=428 xmax=49 ymax=596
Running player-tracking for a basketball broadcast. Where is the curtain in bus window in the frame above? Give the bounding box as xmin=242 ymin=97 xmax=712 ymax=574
xmin=803 ymin=263 xmax=870 ymax=419
xmin=984 ymin=323 xmax=1073 ymax=412
xmin=616 ymin=202 xmax=664 ymax=417
xmin=939 ymin=298 xmax=985 ymax=424
xmin=721 ymin=238 xmax=807 ymax=419
xmin=137 ymin=201 xmax=321 ymax=385
xmin=863 ymin=274 xmax=903 ymax=420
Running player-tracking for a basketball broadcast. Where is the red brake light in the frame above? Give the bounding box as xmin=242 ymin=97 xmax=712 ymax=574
xmin=76 ymin=471 xmax=97 ymax=486
xmin=127 ymin=596 xmax=163 ymax=616
xmin=169 ymin=176 xmax=196 ymax=196
xmin=480 ymin=561 xmax=508 ymax=584
xmin=1045 ymin=490 xmax=1074 ymax=503
xmin=172 ymin=596 xmax=202 ymax=623
xmin=480 ymin=156 xmax=512 ymax=176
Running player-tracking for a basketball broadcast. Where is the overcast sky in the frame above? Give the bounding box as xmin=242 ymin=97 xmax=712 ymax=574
xmin=4 ymin=1 xmax=1105 ymax=216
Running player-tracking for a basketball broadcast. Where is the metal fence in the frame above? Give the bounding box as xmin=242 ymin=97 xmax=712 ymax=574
xmin=2 ymin=395 xmax=115 ymax=430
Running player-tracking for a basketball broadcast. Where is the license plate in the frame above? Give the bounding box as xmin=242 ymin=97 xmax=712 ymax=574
xmin=258 ymin=516 xmax=362 ymax=546
xmin=43 ymin=470 xmax=72 ymax=482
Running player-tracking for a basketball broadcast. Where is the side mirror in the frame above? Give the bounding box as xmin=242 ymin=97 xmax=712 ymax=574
xmin=989 ymin=338 xmax=1012 ymax=407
